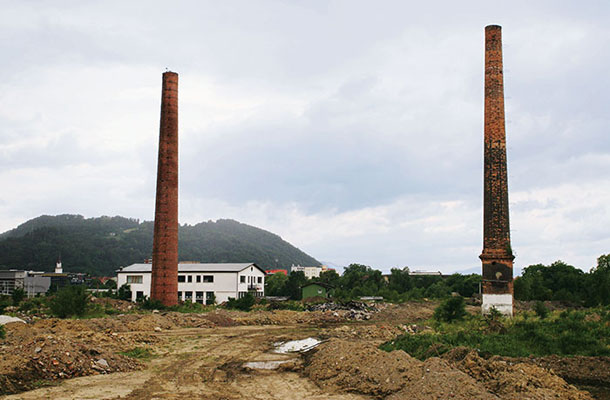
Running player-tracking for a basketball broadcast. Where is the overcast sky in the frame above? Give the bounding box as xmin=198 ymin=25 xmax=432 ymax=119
xmin=1 ymin=1 xmax=609 ymax=273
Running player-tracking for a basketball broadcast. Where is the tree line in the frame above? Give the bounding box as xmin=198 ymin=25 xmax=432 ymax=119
xmin=266 ymin=254 xmax=610 ymax=306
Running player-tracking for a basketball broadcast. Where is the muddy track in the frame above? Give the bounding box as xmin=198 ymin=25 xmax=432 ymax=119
xmin=1 ymin=326 xmax=368 ymax=400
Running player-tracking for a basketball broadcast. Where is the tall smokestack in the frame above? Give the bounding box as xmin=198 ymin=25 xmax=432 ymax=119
xmin=480 ymin=25 xmax=514 ymax=316
xmin=151 ymin=71 xmax=179 ymax=307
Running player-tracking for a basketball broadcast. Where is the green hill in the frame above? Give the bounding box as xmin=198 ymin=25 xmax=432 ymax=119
xmin=0 ymin=214 xmax=319 ymax=276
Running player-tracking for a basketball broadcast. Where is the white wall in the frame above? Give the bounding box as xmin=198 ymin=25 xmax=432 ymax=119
xmin=117 ymin=266 xmax=265 ymax=303
xmin=482 ymin=294 xmax=513 ymax=316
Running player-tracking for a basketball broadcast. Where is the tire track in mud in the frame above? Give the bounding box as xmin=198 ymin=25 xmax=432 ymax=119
xmin=1 ymin=326 xmax=368 ymax=400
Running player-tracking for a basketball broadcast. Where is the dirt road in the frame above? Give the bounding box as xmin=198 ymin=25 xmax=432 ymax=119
xmin=2 ymin=325 xmax=369 ymax=400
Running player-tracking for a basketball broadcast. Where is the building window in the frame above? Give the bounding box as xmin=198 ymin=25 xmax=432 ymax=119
xmin=206 ymin=292 xmax=215 ymax=305
xmin=136 ymin=291 xmax=144 ymax=299
xmin=203 ymin=275 xmax=213 ymax=283
xmin=185 ymin=291 xmax=193 ymax=301
xmin=196 ymin=275 xmax=201 ymax=283
xmin=127 ymin=275 xmax=142 ymax=284
xmin=195 ymin=291 xmax=204 ymax=304
xmin=187 ymin=275 xmax=193 ymax=283
xmin=240 ymin=276 xmax=246 ymax=283
xmin=178 ymin=275 xmax=186 ymax=283
xmin=257 ymin=277 xmax=262 ymax=284
xmin=177 ymin=291 xmax=182 ymax=301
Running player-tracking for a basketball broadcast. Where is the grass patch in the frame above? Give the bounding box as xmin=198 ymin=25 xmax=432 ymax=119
xmin=119 ymin=347 xmax=155 ymax=360
xmin=381 ymin=308 xmax=610 ymax=359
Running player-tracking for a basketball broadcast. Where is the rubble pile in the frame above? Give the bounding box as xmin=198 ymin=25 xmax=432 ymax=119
xmin=305 ymin=301 xmax=379 ymax=320
xmin=304 ymin=339 xmax=594 ymax=400
xmin=442 ymin=347 xmax=593 ymax=400
xmin=0 ymin=321 xmax=143 ymax=395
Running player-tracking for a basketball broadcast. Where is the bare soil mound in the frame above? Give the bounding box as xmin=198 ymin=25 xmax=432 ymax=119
xmin=0 ymin=320 xmax=142 ymax=395
xmin=521 ymin=355 xmax=610 ymax=387
xmin=442 ymin=347 xmax=593 ymax=400
xmin=304 ymin=339 xmax=593 ymax=400
xmin=304 ymin=339 xmax=423 ymax=397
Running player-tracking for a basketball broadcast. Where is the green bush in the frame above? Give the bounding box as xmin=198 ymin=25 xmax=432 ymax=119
xmin=138 ymin=297 xmax=165 ymax=311
xmin=434 ymin=296 xmax=467 ymax=323
xmin=115 ymin=284 xmax=132 ymax=301
xmin=0 ymin=296 xmax=12 ymax=314
xmin=225 ymin=293 xmax=256 ymax=311
xmin=169 ymin=301 xmax=207 ymax=313
xmin=11 ymin=288 xmax=26 ymax=306
xmin=534 ymin=301 xmax=549 ymax=319
xmin=0 ymin=324 xmax=5 ymax=339
xmin=268 ymin=300 xmax=304 ymax=311
xmin=18 ymin=296 xmax=48 ymax=314
xmin=48 ymin=285 xmax=90 ymax=318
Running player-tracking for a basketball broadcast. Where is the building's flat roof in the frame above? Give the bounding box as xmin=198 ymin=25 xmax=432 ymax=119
xmin=118 ymin=263 xmax=264 ymax=274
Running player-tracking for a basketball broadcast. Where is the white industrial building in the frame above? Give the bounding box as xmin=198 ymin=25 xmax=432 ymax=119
xmin=290 ymin=264 xmax=332 ymax=279
xmin=0 ymin=270 xmax=51 ymax=297
xmin=116 ymin=263 xmax=265 ymax=304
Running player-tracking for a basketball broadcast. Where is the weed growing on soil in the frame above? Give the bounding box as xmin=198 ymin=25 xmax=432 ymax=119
xmin=433 ymin=296 xmax=466 ymax=322
xmin=268 ymin=300 xmax=305 ymax=311
xmin=48 ymin=285 xmax=90 ymax=318
xmin=119 ymin=347 xmax=154 ymax=360
xmin=225 ymin=293 xmax=256 ymax=311
xmin=381 ymin=308 xmax=610 ymax=359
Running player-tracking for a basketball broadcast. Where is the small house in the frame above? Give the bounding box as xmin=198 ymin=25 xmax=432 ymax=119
xmin=301 ymin=282 xmax=333 ymax=300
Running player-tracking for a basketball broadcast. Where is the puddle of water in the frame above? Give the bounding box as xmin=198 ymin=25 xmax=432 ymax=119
xmin=243 ymin=360 xmax=290 ymax=370
xmin=273 ymin=338 xmax=321 ymax=354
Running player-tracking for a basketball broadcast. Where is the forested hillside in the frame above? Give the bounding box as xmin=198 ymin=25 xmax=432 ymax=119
xmin=0 ymin=215 xmax=319 ymax=276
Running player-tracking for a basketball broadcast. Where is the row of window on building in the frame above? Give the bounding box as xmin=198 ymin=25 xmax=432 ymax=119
xmin=241 ymin=276 xmax=262 ymax=284
xmin=178 ymin=274 xmax=214 ymax=283
xmin=125 ymin=275 xmax=221 ymax=284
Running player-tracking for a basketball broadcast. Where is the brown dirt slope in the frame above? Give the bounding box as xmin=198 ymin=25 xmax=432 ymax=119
xmin=305 ymin=339 xmax=593 ymax=400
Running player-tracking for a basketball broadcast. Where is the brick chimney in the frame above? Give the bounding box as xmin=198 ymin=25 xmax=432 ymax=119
xmin=150 ymin=71 xmax=179 ymax=307
xmin=480 ymin=25 xmax=514 ymax=316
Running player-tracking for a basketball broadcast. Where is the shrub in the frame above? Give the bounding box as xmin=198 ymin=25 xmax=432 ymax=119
xmin=170 ymin=301 xmax=207 ymax=313
xmin=18 ymin=296 xmax=48 ymax=314
xmin=0 ymin=296 xmax=12 ymax=314
xmin=434 ymin=296 xmax=467 ymax=323
xmin=12 ymin=288 xmax=26 ymax=305
xmin=48 ymin=285 xmax=90 ymax=318
xmin=138 ymin=297 xmax=165 ymax=311
xmin=269 ymin=300 xmax=305 ymax=311
xmin=225 ymin=293 xmax=255 ymax=311
xmin=116 ymin=284 xmax=132 ymax=301
xmin=534 ymin=301 xmax=549 ymax=319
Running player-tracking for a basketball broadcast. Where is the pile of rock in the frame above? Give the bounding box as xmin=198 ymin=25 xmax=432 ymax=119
xmin=306 ymin=301 xmax=379 ymax=320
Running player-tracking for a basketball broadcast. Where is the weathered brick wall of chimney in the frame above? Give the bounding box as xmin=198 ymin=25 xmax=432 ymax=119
xmin=151 ymin=72 xmax=179 ymax=307
xmin=480 ymin=26 xmax=514 ymax=298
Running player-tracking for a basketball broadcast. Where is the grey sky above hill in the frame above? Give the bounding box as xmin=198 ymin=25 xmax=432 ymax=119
xmin=1 ymin=1 xmax=609 ymax=273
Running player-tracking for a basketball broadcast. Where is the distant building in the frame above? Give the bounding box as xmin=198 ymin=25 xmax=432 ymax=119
xmin=291 ymin=265 xmax=326 ymax=279
xmin=117 ymin=263 xmax=265 ymax=303
xmin=265 ymin=269 xmax=288 ymax=276
xmin=0 ymin=270 xmax=50 ymax=297
xmin=301 ymin=282 xmax=333 ymax=300
xmin=409 ymin=270 xmax=443 ymax=276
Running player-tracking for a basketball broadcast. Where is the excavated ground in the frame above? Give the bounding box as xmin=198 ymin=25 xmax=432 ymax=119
xmin=1 ymin=301 xmax=608 ymax=399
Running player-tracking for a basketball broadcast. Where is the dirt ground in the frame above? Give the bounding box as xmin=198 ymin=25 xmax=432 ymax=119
xmin=1 ymin=302 xmax=608 ymax=400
